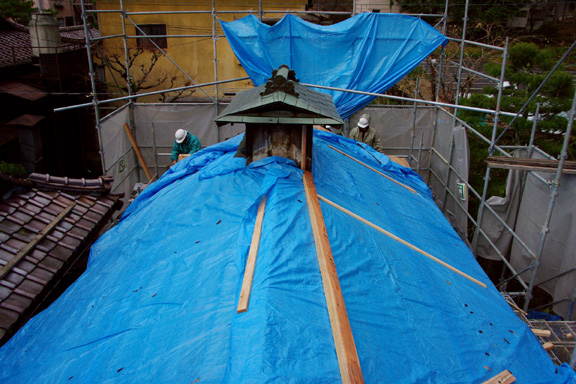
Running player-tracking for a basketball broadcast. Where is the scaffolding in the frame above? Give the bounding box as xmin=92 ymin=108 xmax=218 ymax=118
xmin=66 ymin=0 xmax=576 ymax=365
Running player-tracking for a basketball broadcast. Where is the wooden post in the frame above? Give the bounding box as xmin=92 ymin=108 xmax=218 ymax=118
xmin=0 ymin=202 xmax=76 ymax=279
xmin=301 ymin=125 xmax=307 ymax=170
xmin=237 ymin=195 xmax=267 ymax=313
xmin=303 ymin=171 xmax=364 ymax=384
xmin=123 ymin=123 xmax=153 ymax=182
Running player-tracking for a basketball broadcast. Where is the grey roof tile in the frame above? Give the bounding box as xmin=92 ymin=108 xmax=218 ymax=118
xmin=0 ymin=172 xmax=123 ymax=346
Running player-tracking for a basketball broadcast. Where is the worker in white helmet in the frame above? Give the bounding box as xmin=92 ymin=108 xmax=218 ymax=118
xmin=348 ymin=114 xmax=384 ymax=153
xmin=171 ymin=129 xmax=201 ymax=165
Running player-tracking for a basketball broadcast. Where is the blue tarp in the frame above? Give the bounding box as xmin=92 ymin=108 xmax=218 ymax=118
xmin=219 ymin=13 xmax=447 ymax=118
xmin=1 ymin=131 xmax=575 ymax=383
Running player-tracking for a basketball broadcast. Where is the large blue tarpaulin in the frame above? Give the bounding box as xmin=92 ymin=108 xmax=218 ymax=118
xmin=1 ymin=131 xmax=575 ymax=383
xmin=219 ymin=13 xmax=448 ymax=118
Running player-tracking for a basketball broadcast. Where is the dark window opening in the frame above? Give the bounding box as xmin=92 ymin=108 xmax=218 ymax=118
xmin=136 ymin=24 xmax=167 ymax=50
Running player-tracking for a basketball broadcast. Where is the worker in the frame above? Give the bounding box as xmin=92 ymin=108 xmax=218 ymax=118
xmin=348 ymin=114 xmax=384 ymax=153
xmin=171 ymin=129 xmax=201 ymax=165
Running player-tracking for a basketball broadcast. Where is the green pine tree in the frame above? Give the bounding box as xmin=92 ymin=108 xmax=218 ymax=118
xmin=0 ymin=0 xmax=37 ymax=25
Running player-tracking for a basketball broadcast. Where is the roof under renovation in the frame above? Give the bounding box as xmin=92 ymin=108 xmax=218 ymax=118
xmin=1 ymin=10 xmax=574 ymax=383
xmin=0 ymin=130 xmax=574 ymax=382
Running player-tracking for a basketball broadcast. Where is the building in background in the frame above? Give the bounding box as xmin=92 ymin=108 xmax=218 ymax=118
xmin=93 ymin=0 xmax=309 ymax=103
xmin=0 ymin=15 xmax=102 ymax=177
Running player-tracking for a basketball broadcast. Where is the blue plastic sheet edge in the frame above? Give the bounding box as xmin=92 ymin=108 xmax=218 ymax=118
xmin=219 ymin=13 xmax=448 ymax=118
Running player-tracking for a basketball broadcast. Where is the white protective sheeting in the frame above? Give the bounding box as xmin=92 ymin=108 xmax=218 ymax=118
xmin=99 ymin=104 xmax=245 ymax=205
xmin=511 ymin=165 xmax=576 ymax=319
xmin=100 ymin=105 xmax=139 ymax=202
xmin=100 ymin=104 xmax=470 ymax=240
xmin=349 ymin=106 xmax=469 ymax=241
xmin=474 ymin=149 xmax=576 ymax=319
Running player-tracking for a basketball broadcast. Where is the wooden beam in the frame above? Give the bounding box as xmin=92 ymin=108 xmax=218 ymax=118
xmin=531 ymin=329 xmax=551 ymax=338
xmin=303 ymin=171 xmax=364 ymax=384
xmin=0 ymin=202 xmax=76 ymax=280
xmin=317 ymin=195 xmax=487 ymax=289
xmin=123 ymin=123 xmax=153 ymax=181
xmin=486 ymin=156 xmax=576 ymax=175
xmin=542 ymin=342 xmax=555 ymax=351
xmin=328 ymin=145 xmax=417 ymax=194
xmin=301 ymin=125 xmax=308 ymax=171
xmin=237 ymin=195 xmax=267 ymax=313
xmin=482 ymin=370 xmax=516 ymax=384
xmin=389 ymin=156 xmax=410 ymax=168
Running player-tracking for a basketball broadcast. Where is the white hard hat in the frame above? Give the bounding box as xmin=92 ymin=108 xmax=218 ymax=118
xmin=358 ymin=117 xmax=369 ymax=128
xmin=175 ymin=129 xmax=187 ymax=143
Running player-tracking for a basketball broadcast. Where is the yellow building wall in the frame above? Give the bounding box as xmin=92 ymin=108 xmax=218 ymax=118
xmin=95 ymin=0 xmax=308 ymax=102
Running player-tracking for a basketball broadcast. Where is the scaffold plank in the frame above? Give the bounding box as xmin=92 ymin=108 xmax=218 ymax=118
xmin=486 ymin=156 xmax=576 ymax=174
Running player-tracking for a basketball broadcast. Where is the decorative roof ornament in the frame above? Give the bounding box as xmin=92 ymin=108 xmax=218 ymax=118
xmin=260 ymin=64 xmax=299 ymax=97
xmin=214 ymin=65 xmax=343 ymax=127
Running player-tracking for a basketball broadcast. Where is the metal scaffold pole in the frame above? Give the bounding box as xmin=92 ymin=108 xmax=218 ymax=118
xmin=79 ymin=0 xmax=106 ymax=174
xmin=408 ymin=77 xmax=419 ymax=167
xmin=212 ymin=0 xmax=220 ymax=142
xmin=471 ymin=38 xmax=509 ymax=255
xmin=524 ymin=87 xmax=576 ymax=312
xmin=440 ymin=0 xmax=469 ymax=212
xmin=120 ymin=0 xmax=141 ymax=183
xmin=426 ymin=0 xmax=449 ymax=184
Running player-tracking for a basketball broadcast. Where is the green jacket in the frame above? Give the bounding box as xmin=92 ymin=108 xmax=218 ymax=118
xmin=171 ymin=131 xmax=201 ymax=161
xmin=348 ymin=127 xmax=384 ymax=153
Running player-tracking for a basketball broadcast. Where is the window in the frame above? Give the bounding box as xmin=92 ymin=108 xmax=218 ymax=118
xmin=136 ymin=24 xmax=167 ymax=50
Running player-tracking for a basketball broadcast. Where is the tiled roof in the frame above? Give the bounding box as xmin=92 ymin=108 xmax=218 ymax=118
xmin=0 ymin=29 xmax=33 ymax=67
xmin=28 ymin=173 xmax=113 ymax=195
xmin=0 ymin=174 xmax=123 ymax=345
xmin=60 ymin=25 xmax=100 ymax=43
xmin=0 ymin=82 xmax=47 ymax=102
xmin=0 ymin=20 xmax=99 ymax=69
xmin=214 ymin=67 xmax=344 ymax=126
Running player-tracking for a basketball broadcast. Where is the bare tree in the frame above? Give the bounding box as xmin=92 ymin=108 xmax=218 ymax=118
xmin=96 ymin=48 xmax=196 ymax=102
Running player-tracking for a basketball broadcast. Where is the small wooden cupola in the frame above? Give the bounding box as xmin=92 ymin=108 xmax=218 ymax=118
xmin=214 ymin=65 xmax=343 ymax=171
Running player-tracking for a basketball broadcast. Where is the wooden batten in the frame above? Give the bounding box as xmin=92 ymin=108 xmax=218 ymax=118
xmin=237 ymin=195 xmax=267 ymax=313
xmin=482 ymin=370 xmax=516 ymax=384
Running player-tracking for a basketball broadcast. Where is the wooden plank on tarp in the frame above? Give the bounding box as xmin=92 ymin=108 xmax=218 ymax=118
xmin=328 ymin=145 xmax=417 ymax=194
xmin=303 ymin=171 xmax=364 ymax=384
xmin=482 ymin=370 xmax=516 ymax=384
xmin=317 ymin=195 xmax=487 ymax=289
xmin=237 ymin=195 xmax=267 ymax=313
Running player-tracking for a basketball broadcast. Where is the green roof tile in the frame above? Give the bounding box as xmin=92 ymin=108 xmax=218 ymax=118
xmin=215 ymin=67 xmax=343 ymax=127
